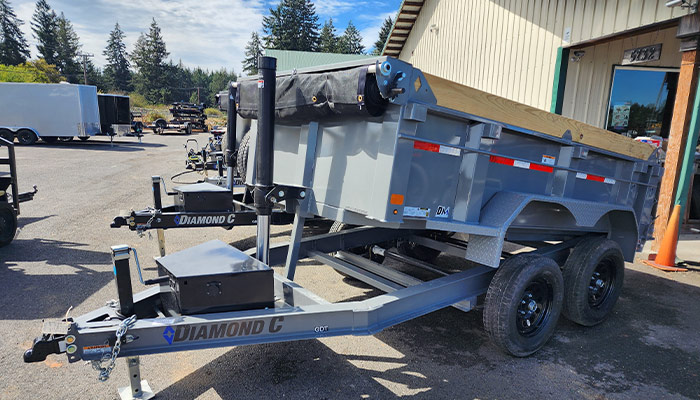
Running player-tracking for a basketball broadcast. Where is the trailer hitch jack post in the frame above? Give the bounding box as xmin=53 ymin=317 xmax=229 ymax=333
xmin=254 ymin=56 xmax=277 ymax=264
xmin=111 ymin=245 xmax=135 ymax=317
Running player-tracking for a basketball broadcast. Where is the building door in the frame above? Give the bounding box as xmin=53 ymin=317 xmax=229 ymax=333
xmin=605 ymin=66 xmax=679 ymax=139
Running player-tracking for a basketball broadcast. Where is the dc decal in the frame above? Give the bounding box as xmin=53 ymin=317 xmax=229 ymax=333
xmin=163 ymin=326 xmax=175 ymax=344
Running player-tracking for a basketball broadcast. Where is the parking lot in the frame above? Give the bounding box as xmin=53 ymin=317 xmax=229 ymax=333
xmin=1 ymin=133 xmax=699 ymax=400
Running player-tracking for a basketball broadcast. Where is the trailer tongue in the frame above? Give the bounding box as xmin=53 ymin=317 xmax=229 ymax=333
xmin=24 ymin=56 xmax=661 ymax=400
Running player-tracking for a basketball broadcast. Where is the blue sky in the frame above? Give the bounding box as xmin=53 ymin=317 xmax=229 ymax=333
xmin=12 ymin=0 xmax=401 ymax=74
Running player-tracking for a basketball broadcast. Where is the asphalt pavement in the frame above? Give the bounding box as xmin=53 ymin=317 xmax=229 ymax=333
xmin=1 ymin=133 xmax=699 ymax=400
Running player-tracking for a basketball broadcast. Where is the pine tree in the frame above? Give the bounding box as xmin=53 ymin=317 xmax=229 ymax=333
xmin=31 ymin=0 xmax=57 ymax=65
xmin=242 ymin=32 xmax=263 ymax=75
xmin=103 ymin=22 xmax=131 ymax=91
xmin=0 ymin=0 xmax=29 ymax=65
xmin=54 ymin=12 xmax=80 ymax=82
xmin=338 ymin=21 xmax=364 ymax=55
xmin=262 ymin=0 xmax=319 ymax=51
xmin=131 ymin=19 xmax=170 ymax=103
xmin=318 ymin=18 xmax=338 ymax=53
xmin=372 ymin=17 xmax=393 ymax=55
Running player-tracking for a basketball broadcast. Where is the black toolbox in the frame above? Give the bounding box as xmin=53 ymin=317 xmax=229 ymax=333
xmin=173 ymin=182 xmax=233 ymax=212
xmin=157 ymin=240 xmax=274 ymax=315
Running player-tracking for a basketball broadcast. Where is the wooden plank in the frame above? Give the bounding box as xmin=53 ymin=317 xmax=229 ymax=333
xmin=423 ymin=72 xmax=654 ymax=160
xmin=653 ymin=50 xmax=699 ymax=251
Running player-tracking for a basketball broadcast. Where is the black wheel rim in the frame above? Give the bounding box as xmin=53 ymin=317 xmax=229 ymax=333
xmin=588 ymin=257 xmax=617 ymax=308
xmin=516 ymin=277 xmax=554 ymax=336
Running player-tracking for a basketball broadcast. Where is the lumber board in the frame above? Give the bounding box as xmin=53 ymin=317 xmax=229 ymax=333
xmin=423 ymin=73 xmax=654 ymax=160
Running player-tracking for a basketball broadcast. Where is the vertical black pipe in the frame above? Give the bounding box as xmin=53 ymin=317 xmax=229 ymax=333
xmin=112 ymin=248 xmax=135 ymax=316
xmin=254 ymin=57 xmax=276 ymax=216
xmin=151 ymin=176 xmax=162 ymax=210
xmin=225 ymin=82 xmax=237 ymax=189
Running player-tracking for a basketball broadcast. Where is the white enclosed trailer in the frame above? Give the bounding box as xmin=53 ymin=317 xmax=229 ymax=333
xmin=0 ymin=82 xmax=101 ymax=145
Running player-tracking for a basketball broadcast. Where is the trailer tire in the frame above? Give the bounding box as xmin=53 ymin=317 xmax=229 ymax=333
xmin=236 ymin=132 xmax=251 ymax=182
xmin=0 ymin=129 xmax=13 ymax=143
xmin=79 ymin=137 xmax=89 ymax=141
xmin=42 ymin=136 xmax=58 ymax=144
xmin=0 ymin=202 xmax=17 ymax=247
xmin=562 ymin=237 xmax=624 ymax=327
xmin=16 ymin=129 xmax=37 ymax=145
xmin=58 ymin=137 xmax=73 ymax=142
xmin=483 ymin=254 xmax=564 ymax=357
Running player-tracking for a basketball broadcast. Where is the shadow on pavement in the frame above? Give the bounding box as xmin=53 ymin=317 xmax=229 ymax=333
xmin=31 ymin=139 xmax=165 ymax=152
xmin=0 ymin=238 xmax=113 ymax=320
xmin=152 ymin=261 xmax=700 ymax=399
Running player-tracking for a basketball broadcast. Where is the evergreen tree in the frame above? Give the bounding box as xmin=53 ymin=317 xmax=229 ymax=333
xmin=131 ymin=19 xmax=169 ymax=103
xmin=208 ymin=68 xmax=236 ymax=105
xmin=372 ymin=16 xmax=392 ymax=55
xmin=103 ymin=22 xmax=131 ymax=91
xmin=0 ymin=0 xmax=29 ymax=65
xmin=262 ymin=0 xmax=319 ymax=51
xmin=338 ymin=21 xmax=364 ymax=55
xmin=242 ymin=31 xmax=263 ymax=75
xmin=54 ymin=12 xmax=80 ymax=82
xmin=84 ymin=59 xmax=105 ymax=90
xmin=318 ymin=18 xmax=338 ymax=53
xmin=31 ymin=0 xmax=57 ymax=65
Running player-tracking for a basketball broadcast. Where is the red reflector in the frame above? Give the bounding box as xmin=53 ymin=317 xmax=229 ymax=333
xmin=529 ymin=163 xmax=554 ymax=173
xmin=489 ymin=155 xmax=514 ymax=166
xmin=413 ymin=141 xmax=440 ymax=153
xmin=587 ymin=174 xmax=605 ymax=182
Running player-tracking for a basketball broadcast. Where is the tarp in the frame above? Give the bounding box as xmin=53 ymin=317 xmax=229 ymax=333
xmin=236 ymin=66 xmax=387 ymax=122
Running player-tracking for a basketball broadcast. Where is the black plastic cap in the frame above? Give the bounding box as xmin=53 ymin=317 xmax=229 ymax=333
xmin=258 ymin=56 xmax=277 ymax=70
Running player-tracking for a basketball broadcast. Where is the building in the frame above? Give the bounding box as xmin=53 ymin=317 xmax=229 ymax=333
xmin=383 ymin=0 xmax=700 ymax=249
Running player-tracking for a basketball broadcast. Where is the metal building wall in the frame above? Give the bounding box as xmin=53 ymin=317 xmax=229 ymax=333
xmin=562 ymin=26 xmax=683 ymax=127
xmin=399 ymin=0 xmax=689 ymax=111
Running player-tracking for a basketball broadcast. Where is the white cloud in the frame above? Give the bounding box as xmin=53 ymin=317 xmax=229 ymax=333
xmin=359 ymin=11 xmax=395 ymax=53
xmin=312 ymin=0 xmax=365 ymax=17
xmin=13 ymin=0 xmax=266 ymax=72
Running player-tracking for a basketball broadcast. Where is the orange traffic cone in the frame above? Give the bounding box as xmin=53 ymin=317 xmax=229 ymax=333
xmin=643 ymin=204 xmax=687 ymax=272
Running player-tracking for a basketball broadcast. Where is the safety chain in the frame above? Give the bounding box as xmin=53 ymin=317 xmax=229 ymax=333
xmin=90 ymin=314 xmax=137 ymax=382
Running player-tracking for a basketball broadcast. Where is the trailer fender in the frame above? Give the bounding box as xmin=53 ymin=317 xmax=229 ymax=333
xmin=466 ymin=192 xmax=637 ymax=268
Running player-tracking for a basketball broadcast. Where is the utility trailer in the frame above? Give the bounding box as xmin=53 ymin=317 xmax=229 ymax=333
xmin=24 ymin=57 xmax=662 ymax=400
xmin=0 ymin=137 xmax=37 ymax=245
xmin=0 ymin=82 xmax=101 ymax=144
xmin=152 ymin=102 xmax=208 ymax=135
xmin=97 ymin=94 xmax=132 ymax=137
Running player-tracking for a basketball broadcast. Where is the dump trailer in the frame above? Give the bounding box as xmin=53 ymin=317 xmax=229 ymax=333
xmin=97 ymin=94 xmax=132 ymax=137
xmin=0 ymin=82 xmax=101 ymax=144
xmin=0 ymin=137 xmax=36 ymax=245
xmin=24 ymin=57 xmax=661 ymax=400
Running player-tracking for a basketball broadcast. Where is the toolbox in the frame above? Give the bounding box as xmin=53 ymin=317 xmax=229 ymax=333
xmin=173 ymin=182 xmax=233 ymax=212
xmin=156 ymin=240 xmax=274 ymax=315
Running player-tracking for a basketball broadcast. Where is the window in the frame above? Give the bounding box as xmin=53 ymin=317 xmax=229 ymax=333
xmin=606 ymin=66 xmax=679 ymax=139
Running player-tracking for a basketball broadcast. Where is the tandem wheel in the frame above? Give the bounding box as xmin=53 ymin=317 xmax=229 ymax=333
xmin=562 ymin=237 xmax=624 ymax=326
xmin=483 ymin=254 xmax=564 ymax=357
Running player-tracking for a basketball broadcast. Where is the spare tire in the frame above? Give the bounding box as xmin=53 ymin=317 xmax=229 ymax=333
xmin=236 ymin=132 xmax=251 ymax=182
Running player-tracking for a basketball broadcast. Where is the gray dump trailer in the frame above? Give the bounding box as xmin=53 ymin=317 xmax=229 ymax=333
xmin=24 ymin=57 xmax=661 ymax=400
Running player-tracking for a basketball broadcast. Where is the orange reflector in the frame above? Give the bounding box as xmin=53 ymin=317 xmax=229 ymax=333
xmin=390 ymin=194 xmax=404 ymax=205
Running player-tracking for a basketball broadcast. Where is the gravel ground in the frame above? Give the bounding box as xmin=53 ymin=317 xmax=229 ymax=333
xmin=1 ymin=133 xmax=699 ymax=400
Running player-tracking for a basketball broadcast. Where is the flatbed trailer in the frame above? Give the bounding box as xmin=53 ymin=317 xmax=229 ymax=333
xmin=24 ymin=57 xmax=661 ymax=400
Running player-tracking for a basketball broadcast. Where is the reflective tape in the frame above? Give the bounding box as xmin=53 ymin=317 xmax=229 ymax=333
xmin=413 ymin=140 xmax=461 ymax=157
xmin=576 ymin=172 xmax=616 ymax=185
xmin=489 ymin=155 xmax=554 ymax=173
